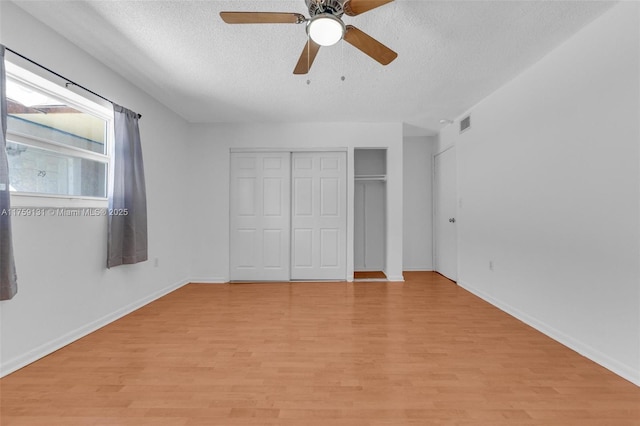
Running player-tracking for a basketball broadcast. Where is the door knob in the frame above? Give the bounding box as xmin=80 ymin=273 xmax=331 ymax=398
xmin=449 ymin=218 xmax=456 ymax=223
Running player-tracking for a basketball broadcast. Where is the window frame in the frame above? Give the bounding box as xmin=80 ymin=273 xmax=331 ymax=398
xmin=5 ymin=61 xmax=114 ymax=207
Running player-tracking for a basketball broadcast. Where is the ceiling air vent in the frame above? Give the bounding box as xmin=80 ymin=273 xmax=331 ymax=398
xmin=460 ymin=115 xmax=471 ymax=133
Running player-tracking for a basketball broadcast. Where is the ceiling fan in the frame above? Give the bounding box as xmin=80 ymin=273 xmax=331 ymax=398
xmin=220 ymin=0 xmax=398 ymax=74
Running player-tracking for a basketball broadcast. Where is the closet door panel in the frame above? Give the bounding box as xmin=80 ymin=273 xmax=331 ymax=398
xmin=320 ymin=178 xmax=339 ymax=216
xmin=293 ymin=178 xmax=313 ymax=216
xmin=291 ymin=152 xmax=346 ymax=280
xmin=293 ymin=228 xmax=313 ymax=268
xmin=320 ymin=228 xmax=339 ymax=267
xmin=230 ymin=152 xmax=291 ymax=281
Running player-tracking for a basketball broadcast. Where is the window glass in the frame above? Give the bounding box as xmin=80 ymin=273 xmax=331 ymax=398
xmin=6 ymin=142 xmax=107 ymax=198
xmin=6 ymin=78 xmax=107 ymax=154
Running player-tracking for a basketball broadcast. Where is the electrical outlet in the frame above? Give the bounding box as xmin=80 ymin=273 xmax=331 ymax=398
xmin=489 ymin=261 xmax=493 ymax=271
xmin=154 ymin=257 xmax=159 ymax=267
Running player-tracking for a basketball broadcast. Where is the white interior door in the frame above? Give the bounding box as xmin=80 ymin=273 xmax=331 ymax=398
xmin=434 ymin=147 xmax=457 ymax=281
xmin=230 ymin=152 xmax=291 ymax=281
xmin=291 ymin=152 xmax=347 ymax=280
xmin=354 ymin=180 xmax=385 ymax=271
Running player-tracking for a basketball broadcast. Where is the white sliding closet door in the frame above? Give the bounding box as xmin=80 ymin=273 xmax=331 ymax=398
xmin=291 ymin=152 xmax=347 ymax=280
xmin=230 ymin=152 xmax=291 ymax=281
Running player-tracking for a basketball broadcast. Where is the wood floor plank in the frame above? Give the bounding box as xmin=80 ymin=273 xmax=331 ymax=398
xmin=1 ymin=272 xmax=639 ymax=425
xmin=353 ymin=271 xmax=387 ymax=280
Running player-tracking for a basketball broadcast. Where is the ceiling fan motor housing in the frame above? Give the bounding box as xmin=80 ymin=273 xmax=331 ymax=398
xmin=306 ymin=0 xmax=345 ymax=18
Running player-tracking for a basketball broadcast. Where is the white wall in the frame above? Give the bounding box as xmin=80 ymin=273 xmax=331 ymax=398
xmin=438 ymin=2 xmax=640 ymax=385
xmin=188 ymin=122 xmax=404 ymax=282
xmin=0 ymin=2 xmax=192 ymax=376
xmin=403 ymin=136 xmax=434 ymax=270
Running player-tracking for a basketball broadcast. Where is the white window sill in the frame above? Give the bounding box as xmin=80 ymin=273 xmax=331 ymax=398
xmin=10 ymin=193 xmax=108 ymax=209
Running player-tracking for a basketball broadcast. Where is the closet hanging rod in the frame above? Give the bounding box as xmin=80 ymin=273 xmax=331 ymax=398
xmin=355 ymin=176 xmax=387 ymax=182
xmin=4 ymin=46 xmax=141 ymax=119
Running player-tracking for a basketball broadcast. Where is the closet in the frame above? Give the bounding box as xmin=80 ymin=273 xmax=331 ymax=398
xmin=229 ymin=151 xmax=347 ymax=281
xmin=354 ymin=149 xmax=386 ymax=274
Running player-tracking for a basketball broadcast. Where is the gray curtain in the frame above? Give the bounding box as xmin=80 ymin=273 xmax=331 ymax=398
xmin=107 ymin=104 xmax=147 ymax=268
xmin=0 ymin=45 xmax=17 ymax=300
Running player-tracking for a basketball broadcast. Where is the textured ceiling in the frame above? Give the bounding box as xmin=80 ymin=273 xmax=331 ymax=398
xmin=13 ymin=0 xmax=615 ymax=135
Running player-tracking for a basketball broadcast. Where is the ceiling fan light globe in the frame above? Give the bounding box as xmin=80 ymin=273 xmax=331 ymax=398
xmin=307 ymin=14 xmax=345 ymax=46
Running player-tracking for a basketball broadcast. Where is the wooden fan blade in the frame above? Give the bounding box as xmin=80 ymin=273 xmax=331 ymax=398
xmin=220 ymin=12 xmax=305 ymax=24
xmin=294 ymin=39 xmax=321 ymax=74
xmin=343 ymin=0 xmax=394 ymax=16
xmin=344 ymin=25 xmax=397 ymax=65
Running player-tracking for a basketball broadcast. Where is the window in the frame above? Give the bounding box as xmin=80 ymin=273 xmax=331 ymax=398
xmin=5 ymin=62 xmax=113 ymax=201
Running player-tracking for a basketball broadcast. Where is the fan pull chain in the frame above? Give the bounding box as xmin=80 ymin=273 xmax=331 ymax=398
xmin=307 ymin=35 xmax=312 ymax=85
xmin=341 ymin=38 xmax=346 ymax=82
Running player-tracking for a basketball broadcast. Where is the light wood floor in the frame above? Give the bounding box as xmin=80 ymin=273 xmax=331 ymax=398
xmin=353 ymin=271 xmax=387 ymax=280
xmin=1 ymin=272 xmax=639 ymax=425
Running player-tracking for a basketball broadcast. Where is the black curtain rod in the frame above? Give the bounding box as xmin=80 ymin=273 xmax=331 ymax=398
xmin=5 ymin=46 xmax=141 ymax=119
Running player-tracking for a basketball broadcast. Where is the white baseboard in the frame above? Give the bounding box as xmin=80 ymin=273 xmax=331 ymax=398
xmin=385 ymin=275 xmax=405 ymax=282
xmin=403 ymin=267 xmax=434 ymax=271
xmin=0 ymin=278 xmax=189 ymax=378
xmin=188 ymin=277 xmax=228 ymax=284
xmin=458 ymin=280 xmax=640 ymax=387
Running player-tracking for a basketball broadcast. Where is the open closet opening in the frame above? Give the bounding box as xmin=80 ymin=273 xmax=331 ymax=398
xmin=353 ymin=148 xmax=387 ymax=281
